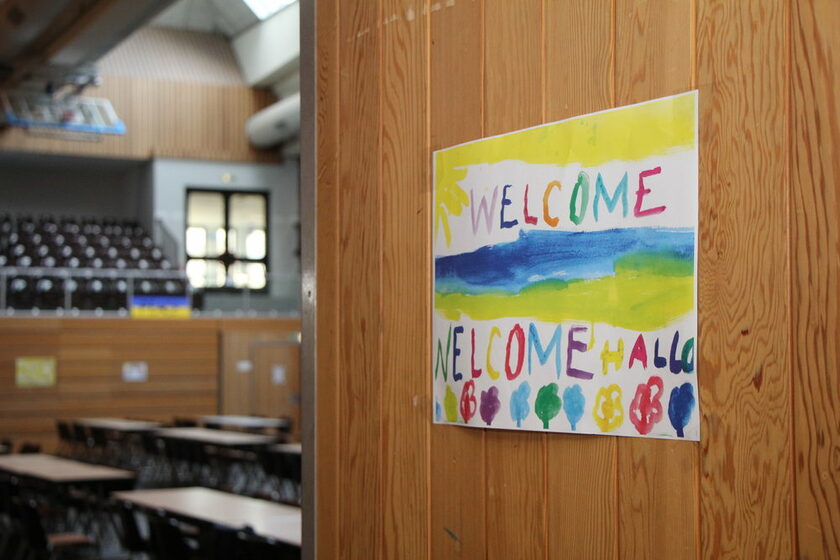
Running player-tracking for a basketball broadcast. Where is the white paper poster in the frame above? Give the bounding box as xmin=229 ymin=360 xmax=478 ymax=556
xmin=122 ymin=361 xmax=149 ymax=383
xmin=272 ymin=365 xmax=287 ymax=385
xmin=432 ymin=92 xmax=699 ymax=440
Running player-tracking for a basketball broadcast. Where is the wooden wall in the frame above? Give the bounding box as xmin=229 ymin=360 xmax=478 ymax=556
xmin=219 ymin=319 xmax=301 ymax=423
xmin=0 ymin=29 xmax=277 ymax=163
xmin=315 ymin=0 xmax=840 ymax=558
xmin=0 ymin=317 xmax=297 ymax=452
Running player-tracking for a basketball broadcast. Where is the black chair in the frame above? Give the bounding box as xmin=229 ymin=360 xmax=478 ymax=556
xmin=19 ymin=442 xmax=41 ymax=454
xmin=173 ymin=418 xmax=197 ymax=428
xmin=71 ymin=424 xmax=93 ymax=460
xmin=88 ymin=427 xmax=112 ymax=465
xmin=198 ymin=525 xmax=238 ymax=560
xmin=34 ymin=277 xmax=63 ymax=310
xmin=105 ymin=279 xmax=128 ymax=311
xmin=8 ymin=276 xmax=35 ymax=309
xmin=111 ymin=502 xmax=149 ymax=557
xmin=55 ymin=422 xmax=75 ymax=457
xmin=147 ymin=510 xmax=194 ymax=560
xmin=237 ymin=528 xmax=300 ymax=560
xmin=0 ymin=523 xmax=24 ymax=560
xmin=16 ymin=498 xmax=96 ymax=559
xmin=139 ymin=433 xmax=169 ymax=485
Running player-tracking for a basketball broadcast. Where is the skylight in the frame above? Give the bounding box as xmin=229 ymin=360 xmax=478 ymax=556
xmin=243 ymin=0 xmax=296 ymax=20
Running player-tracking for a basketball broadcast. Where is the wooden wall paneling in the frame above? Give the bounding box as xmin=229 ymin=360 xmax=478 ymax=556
xmin=315 ymin=0 xmax=341 ymax=555
xmin=315 ymin=0 xmax=840 ymax=557
xmin=791 ymin=1 xmax=840 ymax=557
xmin=482 ymin=1 xmax=546 ymax=559
xmin=99 ymin=28 xmax=246 ymax=87
xmin=615 ymin=0 xmax=692 ymax=101
xmin=614 ymin=1 xmax=698 ymax=558
xmin=0 ymin=318 xmax=221 ymax=451
xmin=543 ymin=2 xmax=617 ymax=558
xmin=220 ymin=321 xmax=300 ymax=415
xmin=0 ymin=75 xmax=276 ymax=163
xmin=252 ymin=342 xmax=301 ymax=440
xmin=429 ymin=1 xmax=486 ymax=558
xmin=697 ymin=0 xmax=793 ymax=557
xmin=380 ymin=0 xmax=430 ymax=557
xmin=337 ymin=0 xmax=383 ymax=557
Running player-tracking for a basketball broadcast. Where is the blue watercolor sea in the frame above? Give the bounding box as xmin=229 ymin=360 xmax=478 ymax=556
xmin=435 ymin=227 xmax=695 ymax=295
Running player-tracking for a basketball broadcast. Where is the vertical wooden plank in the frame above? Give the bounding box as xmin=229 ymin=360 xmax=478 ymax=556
xmin=613 ymin=1 xmax=698 ymax=558
xmin=791 ymin=1 xmax=840 ymax=557
xmin=316 ymin=0 xmax=341 ymax=555
xmin=543 ymin=2 xmax=617 ymax=558
xmin=615 ymin=0 xmax=691 ymax=101
xmin=429 ymin=1 xmax=486 ymax=558
xmin=380 ymin=0 xmax=430 ymax=557
xmin=697 ymin=0 xmax=793 ymax=558
xmin=481 ymin=2 xmax=546 ymax=560
xmin=338 ymin=0 xmax=383 ymax=557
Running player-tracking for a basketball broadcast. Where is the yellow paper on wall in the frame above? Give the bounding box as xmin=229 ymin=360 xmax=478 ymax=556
xmin=16 ymin=357 xmax=57 ymax=388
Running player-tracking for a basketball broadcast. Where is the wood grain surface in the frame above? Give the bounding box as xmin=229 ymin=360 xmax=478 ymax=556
xmin=315 ymin=0 xmax=840 ymax=557
xmin=0 ymin=76 xmax=275 ymax=163
xmin=315 ymin=0 xmax=341 ymax=556
xmin=0 ymin=318 xmax=294 ymax=452
xmin=337 ymin=0 xmax=383 ymax=558
xmin=429 ymin=1 xmax=487 ymax=559
xmin=791 ymin=1 xmax=840 ymax=558
xmin=697 ymin=0 xmax=793 ymax=558
xmin=381 ymin=0 xmax=431 ymax=558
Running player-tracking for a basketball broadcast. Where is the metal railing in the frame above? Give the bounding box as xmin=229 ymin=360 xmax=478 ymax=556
xmin=153 ymin=219 xmax=181 ymax=268
xmin=0 ymin=266 xmax=190 ymax=314
xmin=0 ymin=267 xmax=301 ymax=317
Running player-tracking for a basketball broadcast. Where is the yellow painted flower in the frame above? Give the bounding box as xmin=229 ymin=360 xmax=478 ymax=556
xmin=434 ymin=155 xmax=468 ymax=247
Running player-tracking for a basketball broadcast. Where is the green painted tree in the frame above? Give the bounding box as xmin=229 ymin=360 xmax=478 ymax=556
xmin=535 ymin=383 xmax=562 ymax=429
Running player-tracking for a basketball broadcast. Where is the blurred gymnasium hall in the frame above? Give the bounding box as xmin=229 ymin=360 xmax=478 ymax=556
xmin=0 ymin=1 xmax=303 ymax=558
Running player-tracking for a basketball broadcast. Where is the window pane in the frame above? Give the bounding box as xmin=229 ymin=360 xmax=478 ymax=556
xmin=228 ymin=194 xmax=266 ymax=259
xmin=187 ymin=192 xmax=225 ymax=257
xmin=230 ymin=261 xmax=266 ymax=290
xmin=186 ymin=259 xmax=226 ymax=288
xmin=245 ymin=230 xmax=266 ymax=259
xmin=185 ymin=227 xmax=206 ymax=256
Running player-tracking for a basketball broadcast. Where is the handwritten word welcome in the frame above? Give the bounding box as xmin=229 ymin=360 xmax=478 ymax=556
xmin=469 ymin=167 xmax=666 ymax=236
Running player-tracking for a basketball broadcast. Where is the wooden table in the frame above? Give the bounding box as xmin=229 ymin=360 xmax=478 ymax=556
xmin=76 ymin=418 xmax=162 ymax=432
xmin=268 ymin=443 xmax=301 ymax=455
xmin=113 ymin=487 xmax=301 ymax=546
xmin=0 ymin=454 xmax=134 ymax=485
xmin=201 ymin=415 xmax=289 ymax=431
xmin=154 ymin=427 xmax=277 ymax=447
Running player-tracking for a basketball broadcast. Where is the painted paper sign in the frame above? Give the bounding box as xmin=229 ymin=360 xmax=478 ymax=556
xmin=272 ymin=365 xmax=287 ymax=385
xmin=16 ymin=357 xmax=57 ymax=388
xmin=129 ymin=295 xmax=191 ymax=319
xmin=122 ymin=361 xmax=149 ymax=383
xmin=432 ymin=91 xmax=699 ymax=440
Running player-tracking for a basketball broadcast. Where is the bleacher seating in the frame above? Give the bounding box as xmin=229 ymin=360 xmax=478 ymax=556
xmin=0 ymin=215 xmax=188 ymax=312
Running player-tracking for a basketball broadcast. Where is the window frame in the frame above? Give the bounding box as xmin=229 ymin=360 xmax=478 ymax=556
xmin=184 ymin=187 xmax=271 ymax=293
